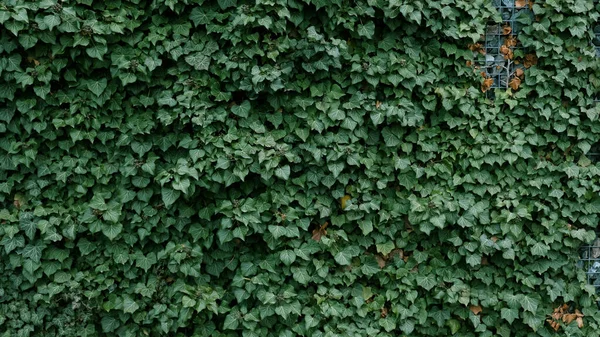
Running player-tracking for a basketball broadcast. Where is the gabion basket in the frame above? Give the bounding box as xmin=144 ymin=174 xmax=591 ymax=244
xmin=595 ymin=1 xmax=600 ymax=57
xmin=579 ymin=236 xmax=600 ymax=290
xmin=476 ymin=0 xmax=532 ymax=90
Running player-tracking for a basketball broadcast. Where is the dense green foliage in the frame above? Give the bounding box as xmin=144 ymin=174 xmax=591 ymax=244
xmin=2 ymin=0 xmax=600 ymax=336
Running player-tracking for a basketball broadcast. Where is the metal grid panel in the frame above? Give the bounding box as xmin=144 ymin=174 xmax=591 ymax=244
xmin=577 ymin=3 xmax=600 ymax=292
xmin=594 ymin=1 xmax=600 ymax=57
xmin=589 ymin=142 xmax=600 ymax=162
xmin=595 ymin=24 xmax=600 ymax=57
xmin=476 ymin=0 xmax=531 ymax=90
xmin=579 ymin=237 xmax=600 ymax=288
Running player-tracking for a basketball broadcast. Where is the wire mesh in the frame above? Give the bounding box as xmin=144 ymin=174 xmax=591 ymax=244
xmin=595 ymin=24 xmax=600 ymax=58
xmin=579 ymin=236 xmax=600 ymax=289
xmin=595 ymin=1 xmax=600 ymax=57
xmin=476 ymin=0 xmax=531 ymax=91
xmin=589 ymin=142 xmax=600 ymax=163
xmin=576 ymin=2 xmax=600 ymax=295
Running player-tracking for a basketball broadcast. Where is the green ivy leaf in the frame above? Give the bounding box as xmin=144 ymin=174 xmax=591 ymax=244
xmin=185 ymin=53 xmax=211 ymax=71
xmin=376 ymin=242 xmax=395 ymax=255
xmin=87 ymin=78 xmax=108 ymax=97
xmin=520 ymin=295 xmax=539 ymax=313
xmin=12 ymin=8 xmax=29 ymax=23
xmin=275 ymin=165 xmax=291 ymax=180
xmin=1 ymin=235 xmax=25 ymax=254
xmin=291 ymin=266 xmax=310 ymax=285
xmin=101 ymin=316 xmax=120 ymax=333
xmin=43 ymin=15 xmax=61 ymax=31
xmin=18 ymin=35 xmax=37 ymax=49
xmin=135 ymin=252 xmax=157 ymax=272
xmin=334 ymin=246 xmax=360 ymax=265
xmin=231 ymin=101 xmax=251 ymax=118
xmin=86 ymin=44 xmax=108 ymax=60
xmin=280 ymin=250 xmax=296 ymax=266
xmin=102 ymin=223 xmax=122 ymax=241
xmin=161 ymin=187 xmax=181 ymax=208
xmin=530 ymin=242 xmax=549 ymax=256
xmin=416 ymin=274 xmax=436 ymax=291
xmin=21 ymin=241 xmax=45 ymax=263
xmin=122 ymin=295 xmax=139 ymax=313
xmin=223 ymin=312 xmax=240 ymax=330
xmin=501 ymin=307 xmax=519 ymax=324
xmin=379 ymin=317 xmax=396 ymax=332
xmin=446 ymin=319 xmax=461 ymax=334
xmin=182 ymin=295 xmax=196 ymax=308
xmin=268 ymin=225 xmax=287 ymax=239
xmin=217 ymin=0 xmax=237 ymax=10
xmin=357 ymin=22 xmax=375 ymax=39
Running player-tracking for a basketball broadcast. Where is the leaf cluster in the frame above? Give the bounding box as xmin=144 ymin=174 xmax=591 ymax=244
xmin=1 ymin=0 xmax=600 ymax=336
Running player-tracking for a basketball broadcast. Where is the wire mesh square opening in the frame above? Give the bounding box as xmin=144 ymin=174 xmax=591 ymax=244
xmin=588 ymin=142 xmax=600 ymax=163
xmin=474 ymin=0 xmax=532 ymax=94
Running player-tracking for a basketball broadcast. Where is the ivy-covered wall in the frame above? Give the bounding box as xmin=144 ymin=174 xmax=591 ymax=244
xmin=1 ymin=0 xmax=600 ymax=336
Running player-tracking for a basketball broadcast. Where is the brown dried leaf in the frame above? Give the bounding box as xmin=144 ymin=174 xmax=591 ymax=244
xmin=311 ymin=222 xmax=328 ymax=241
xmin=515 ymin=68 xmax=524 ymax=78
xmin=502 ymin=25 xmax=512 ymax=35
xmin=562 ymin=313 xmax=576 ymax=324
xmin=551 ymin=307 xmax=561 ymax=320
xmin=468 ymin=43 xmax=484 ymax=53
xmin=470 ymin=305 xmax=482 ymax=315
xmin=577 ymin=317 xmax=584 ymax=328
xmin=380 ymin=307 xmax=388 ymax=318
xmin=481 ymin=77 xmax=494 ymax=92
xmin=547 ymin=319 xmax=560 ymax=331
xmin=524 ymin=54 xmax=538 ymax=68
xmin=390 ymin=248 xmax=404 ymax=261
xmin=505 ymin=35 xmax=517 ymax=47
xmin=404 ymin=216 xmax=413 ymax=233
xmin=376 ymin=255 xmax=386 ymax=268
xmin=509 ymin=77 xmax=521 ymax=90
xmin=500 ymin=45 xmax=514 ymax=60
xmin=516 ymin=0 xmax=527 ymax=8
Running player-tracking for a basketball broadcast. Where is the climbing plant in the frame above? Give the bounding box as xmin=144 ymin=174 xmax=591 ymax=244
xmin=1 ymin=0 xmax=600 ymax=336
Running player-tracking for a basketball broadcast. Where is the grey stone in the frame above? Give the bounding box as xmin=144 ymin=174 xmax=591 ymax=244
xmin=588 ymin=261 xmax=600 ymax=277
xmin=591 ymin=238 xmax=600 ymax=258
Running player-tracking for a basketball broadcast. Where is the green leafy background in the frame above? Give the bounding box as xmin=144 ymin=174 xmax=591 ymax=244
xmin=1 ymin=0 xmax=600 ymax=336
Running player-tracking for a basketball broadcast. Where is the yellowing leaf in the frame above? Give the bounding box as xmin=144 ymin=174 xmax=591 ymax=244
xmin=340 ymin=195 xmax=351 ymax=209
